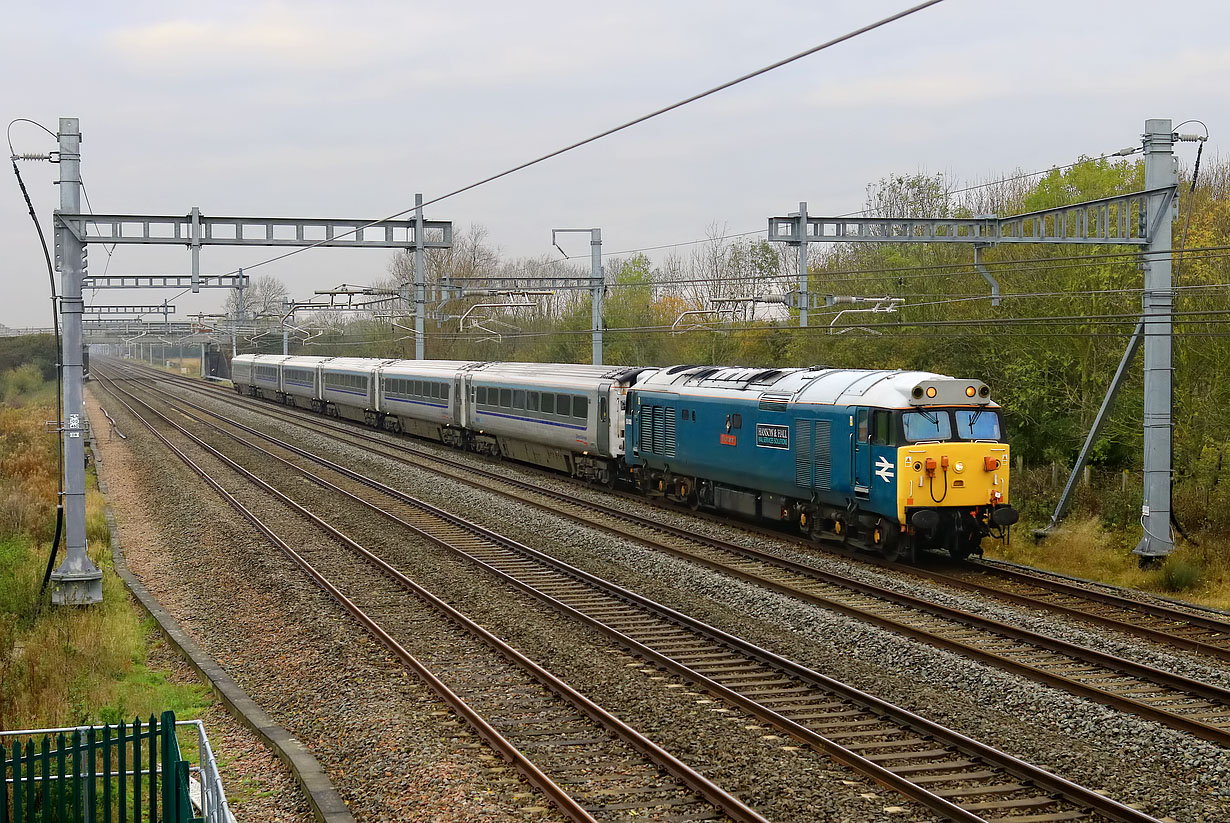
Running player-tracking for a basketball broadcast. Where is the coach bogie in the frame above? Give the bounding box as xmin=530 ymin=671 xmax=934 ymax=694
xmin=441 ymin=426 xmax=467 ymax=450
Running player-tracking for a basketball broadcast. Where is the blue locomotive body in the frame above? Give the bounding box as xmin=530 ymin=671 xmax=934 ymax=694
xmin=626 ymin=365 xmax=1015 ymax=559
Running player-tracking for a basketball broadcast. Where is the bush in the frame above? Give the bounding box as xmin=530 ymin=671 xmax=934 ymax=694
xmin=1159 ymin=557 xmax=1203 ymax=592
xmin=1 ymin=363 xmax=48 ymax=404
xmin=1099 ymin=485 xmax=1143 ymax=531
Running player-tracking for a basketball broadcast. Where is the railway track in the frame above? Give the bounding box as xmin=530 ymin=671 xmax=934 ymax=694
xmin=111 ymin=361 xmax=1230 ymax=747
xmin=121 ymin=360 xmax=1230 ymax=663
xmin=94 ymin=367 xmax=767 ymax=823
xmin=96 ymin=361 xmax=1172 ymax=823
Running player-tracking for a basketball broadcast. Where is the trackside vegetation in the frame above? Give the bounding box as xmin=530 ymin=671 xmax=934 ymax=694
xmin=0 ymin=335 xmax=212 ymax=731
xmin=260 ymin=158 xmax=1230 ymax=606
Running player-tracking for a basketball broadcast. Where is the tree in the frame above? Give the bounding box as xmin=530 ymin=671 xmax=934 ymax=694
xmin=223 ymin=274 xmax=289 ymax=320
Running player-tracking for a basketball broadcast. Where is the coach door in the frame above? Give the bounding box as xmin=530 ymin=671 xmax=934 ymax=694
xmin=852 ymin=408 xmax=871 ymax=497
xmin=597 ymin=381 xmax=611 ymax=453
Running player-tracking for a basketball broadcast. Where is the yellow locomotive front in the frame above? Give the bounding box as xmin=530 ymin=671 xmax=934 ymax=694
xmin=893 ymin=379 xmax=1018 ymax=560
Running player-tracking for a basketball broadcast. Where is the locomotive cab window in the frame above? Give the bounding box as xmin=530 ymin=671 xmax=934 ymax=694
xmin=955 ymin=408 xmax=1001 ymax=441
xmin=856 ymin=409 xmax=870 ymax=443
xmin=903 ymin=410 xmax=952 ymax=442
xmin=871 ymin=410 xmax=896 ymax=446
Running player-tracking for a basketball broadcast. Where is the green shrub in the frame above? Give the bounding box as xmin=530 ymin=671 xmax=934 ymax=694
xmin=1159 ymin=558 xmax=1203 ymax=592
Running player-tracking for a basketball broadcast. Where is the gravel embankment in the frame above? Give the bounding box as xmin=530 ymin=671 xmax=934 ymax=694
xmin=89 ymin=382 xmax=571 ymax=823
xmin=151 ymin=381 xmax=1230 ymax=823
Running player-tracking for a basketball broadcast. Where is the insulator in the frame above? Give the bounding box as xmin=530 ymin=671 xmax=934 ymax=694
xmin=12 ymin=153 xmax=52 ymax=161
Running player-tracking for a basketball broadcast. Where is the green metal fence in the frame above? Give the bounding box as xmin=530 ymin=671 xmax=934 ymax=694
xmin=0 ymin=711 xmax=197 ymax=823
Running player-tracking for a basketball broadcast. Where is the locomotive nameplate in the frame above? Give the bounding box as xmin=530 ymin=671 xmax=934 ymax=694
xmin=755 ymin=423 xmax=790 ymax=450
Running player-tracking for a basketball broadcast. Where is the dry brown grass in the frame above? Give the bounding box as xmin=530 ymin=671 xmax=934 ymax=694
xmin=987 ymin=517 xmax=1230 ymax=611
xmin=0 ymin=389 xmax=210 ymax=730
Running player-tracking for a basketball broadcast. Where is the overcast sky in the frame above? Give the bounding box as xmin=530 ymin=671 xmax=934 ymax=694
xmin=2 ymin=0 xmax=1225 ymax=328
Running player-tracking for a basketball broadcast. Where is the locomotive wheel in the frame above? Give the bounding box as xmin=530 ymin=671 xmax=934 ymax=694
xmin=831 ymin=516 xmax=849 ymax=545
xmin=872 ymin=519 xmax=901 ymax=562
xmin=949 ymin=533 xmax=980 ymax=561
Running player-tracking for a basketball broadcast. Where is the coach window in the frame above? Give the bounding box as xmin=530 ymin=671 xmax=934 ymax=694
xmin=442 ymin=384 xmax=450 ymax=401
xmin=856 ymin=408 xmax=870 ymax=443
xmin=573 ymin=396 xmax=588 ymax=419
xmin=514 ymin=390 xmax=526 ymax=409
xmin=476 ymin=386 xmax=487 ymax=405
xmin=556 ymin=394 xmax=571 ymax=417
xmin=500 ymin=388 xmax=512 ymax=408
xmin=542 ymin=393 xmax=555 ymax=414
xmin=528 ymin=391 xmax=539 ymax=412
xmin=871 ymin=410 xmax=896 ymax=446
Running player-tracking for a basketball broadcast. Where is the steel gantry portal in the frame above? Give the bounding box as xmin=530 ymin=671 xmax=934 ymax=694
xmin=768 ymin=118 xmax=1196 ymax=561
xmin=46 ymin=117 xmax=453 ymax=605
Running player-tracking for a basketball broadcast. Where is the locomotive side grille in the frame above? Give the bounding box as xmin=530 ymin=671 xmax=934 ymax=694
xmin=795 ymin=420 xmax=813 ymax=487
xmin=795 ymin=419 xmax=831 ymax=489
xmin=639 ymin=404 xmax=677 ymax=457
xmin=813 ymin=420 xmax=832 ymax=490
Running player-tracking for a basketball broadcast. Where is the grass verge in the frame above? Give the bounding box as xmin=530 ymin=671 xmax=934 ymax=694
xmin=0 ymin=387 xmax=214 ymax=732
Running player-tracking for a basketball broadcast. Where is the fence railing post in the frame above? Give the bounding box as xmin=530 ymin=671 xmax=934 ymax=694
xmin=118 ymin=722 xmax=127 ymax=823
xmin=1 ymin=740 xmax=9 ymax=823
xmin=132 ymin=719 xmax=140 ymax=823
xmin=103 ymin=724 xmax=112 ymax=823
xmin=87 ymin=725 xmax=97 ymax=823
xmin=159 ymin=712 xmax=172 ymax=823
xmin=40 ymin=736 xmax=50 ymax=823
xmin=13 ymin=739 xmax=22 ymax=823
xmin=147 ymin=716 xmax=156 ymax=823
xmin=57 ymin=733 xmax=67 ymax=823
xmin=71 ymin=728 xmax=82 ymax=823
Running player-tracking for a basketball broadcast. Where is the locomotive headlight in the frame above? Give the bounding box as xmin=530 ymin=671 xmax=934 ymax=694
xmin=965 ymin=385 xmax=976 ymax=397
xmin=925 ymin=386 xmax=937 ymax=398
xmin=954 ymin=461 xmax=965 ymax=473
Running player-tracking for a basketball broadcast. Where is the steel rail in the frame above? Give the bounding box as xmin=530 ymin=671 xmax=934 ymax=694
xmin=133 ymin=358 xmax=1230 ymax=657
xmin=93 ymin=367 xmax=768 ymax=823
xmin=115 ymin=362 xmax=1230 ymax=746
xmin=98 ymin=363 xmax=1167 ymax=823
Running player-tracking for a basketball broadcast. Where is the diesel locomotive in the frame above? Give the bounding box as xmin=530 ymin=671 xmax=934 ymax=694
xmin=231 ymin=355 xmax=1018 ymax=561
